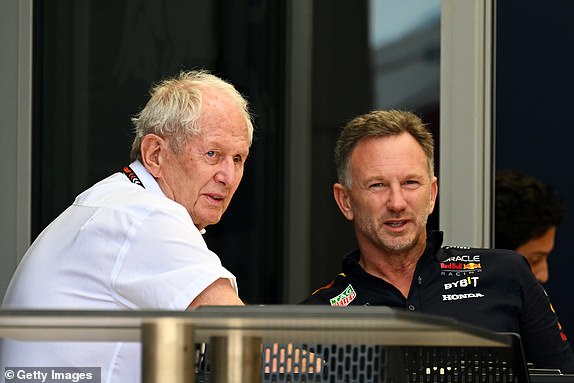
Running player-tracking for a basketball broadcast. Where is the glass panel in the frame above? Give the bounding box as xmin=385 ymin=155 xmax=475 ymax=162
xmin=309 ymin=0 xmax=441 ymax=291
xmin=370 ymin=0 xmax=441 ymax=230
xmin=369 ymin=0 xmax=441 ymax=111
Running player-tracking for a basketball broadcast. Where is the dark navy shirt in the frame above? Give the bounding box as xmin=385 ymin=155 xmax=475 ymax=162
xmin=301 ymin=230 xmax=574 ymax=373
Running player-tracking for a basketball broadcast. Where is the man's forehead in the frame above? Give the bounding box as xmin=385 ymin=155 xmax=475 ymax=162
xmin=352 ymin=135 xmax=424 ymax=159
xmin=190 ymin=130 xmax=249 ymax=153
xmin=350 ymin=136 xmax=431 ymax=177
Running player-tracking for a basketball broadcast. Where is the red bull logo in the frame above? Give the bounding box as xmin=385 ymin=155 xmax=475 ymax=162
xmin=440 ymin=262 xmax=463 ymax=269
xmin=440 ymin=259 xmax=483 ymax=277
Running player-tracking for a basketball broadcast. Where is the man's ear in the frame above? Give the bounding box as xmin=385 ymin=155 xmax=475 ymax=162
xmin=140 ymin=134 xmax=165 ymax=177
xmin=428 ymin=176 xmax=438 ymax=215
xmin=333 ymin=183 xmax=354 ymax=221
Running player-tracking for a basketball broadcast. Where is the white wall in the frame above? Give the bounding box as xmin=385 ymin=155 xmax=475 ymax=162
xmin=440 ymin=0 xmax=493 ymax=248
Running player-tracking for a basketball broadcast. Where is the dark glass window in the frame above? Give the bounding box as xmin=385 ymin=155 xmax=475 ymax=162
xmin=32 ymin=0 xmax=285 ymax=304
xmin=495 ymin=0 xmax=574 ymax=347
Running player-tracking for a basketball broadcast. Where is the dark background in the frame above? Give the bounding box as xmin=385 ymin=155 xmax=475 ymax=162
xmin=495 ymin=0 xmax=574 ymax=346
xmin=32 ymin=0 xmax=286 ymax=304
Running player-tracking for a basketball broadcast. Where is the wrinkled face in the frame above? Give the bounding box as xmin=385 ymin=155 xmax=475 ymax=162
xmin=334 ymin=133 xmax=437 ymax=255
xmin=159 ymin=89 xmax=250 ymax=230
xmin=515 ymin=226 xmax=556 ymax=284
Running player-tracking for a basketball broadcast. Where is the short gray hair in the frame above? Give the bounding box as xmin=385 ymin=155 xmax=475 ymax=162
xmin=130 ymin=70 xmax=254 ymax=161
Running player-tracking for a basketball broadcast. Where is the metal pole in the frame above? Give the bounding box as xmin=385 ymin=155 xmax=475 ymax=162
xmin=210 ymin=332 xmax=262 ymax=383
xmin=141 ymin=318 xmax=195 ymax=383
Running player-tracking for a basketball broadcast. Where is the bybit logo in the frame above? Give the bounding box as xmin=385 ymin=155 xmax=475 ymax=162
xmin=444 ymin=276 xmax=479 ymax=290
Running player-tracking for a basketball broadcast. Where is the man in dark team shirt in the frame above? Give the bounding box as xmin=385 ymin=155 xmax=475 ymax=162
xmin=301 ymin=110 xmax=574 ymax=373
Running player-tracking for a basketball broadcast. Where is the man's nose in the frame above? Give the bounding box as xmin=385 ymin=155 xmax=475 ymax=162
xmin=214 ymin=157 xmax=238 ymax=185
xmin=387 ymin=184 xmax=407 ymax=211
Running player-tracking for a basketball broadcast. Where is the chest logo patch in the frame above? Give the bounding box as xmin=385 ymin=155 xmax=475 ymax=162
xmin=444 ymin=276 xmax=479 ymax=290
xmin=442 ymin=292 xmax=485 ymax=301
xmin=443 ymin=255 xmax=480 ymax=262
xmin=440 ymin=262 xmax=482 ymax=270
xmin=330 ymin=284 xmax=357 ymax=307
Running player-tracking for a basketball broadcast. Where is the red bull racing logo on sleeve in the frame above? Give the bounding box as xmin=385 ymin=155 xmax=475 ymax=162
xmin=329 ymin=284 xmax=357 ymax=307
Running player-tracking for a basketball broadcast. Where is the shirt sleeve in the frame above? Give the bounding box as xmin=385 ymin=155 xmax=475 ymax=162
xmin=110 ymin=205 xmax=237 ymax=310
xmin=517 ymin=256 xmax=574 ymax=372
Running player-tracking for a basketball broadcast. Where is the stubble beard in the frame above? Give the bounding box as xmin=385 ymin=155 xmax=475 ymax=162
xmin=358 ymin=214 xmax=428 ymax=256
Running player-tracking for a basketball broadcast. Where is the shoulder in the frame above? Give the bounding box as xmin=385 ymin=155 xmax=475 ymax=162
xmin=69 ymin=174 xmax=201 ymax=246
xmin=75 ymin=173 xmax=186 ymax=220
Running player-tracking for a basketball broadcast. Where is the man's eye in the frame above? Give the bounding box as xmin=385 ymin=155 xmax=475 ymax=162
xmin=403 ymin=180 xmax=420 ymax=189
xmin=205 ymin=151 xmax=219 ymax=163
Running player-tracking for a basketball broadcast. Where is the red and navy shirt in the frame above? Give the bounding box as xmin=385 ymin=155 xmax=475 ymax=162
xmin=301 ymin=230 xmax=574 ymax=373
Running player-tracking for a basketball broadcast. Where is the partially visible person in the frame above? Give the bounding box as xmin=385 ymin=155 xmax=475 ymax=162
xmin=1 ymin=70 xmax=252 ymax=382
xmin=301 ymin=110 xmax=574 ymax=373
xmin=495 ymin=169 xmax=564 ymax=283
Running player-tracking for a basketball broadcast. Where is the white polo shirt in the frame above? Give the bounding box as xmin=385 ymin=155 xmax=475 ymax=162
xmin=1 ymin=160 xmax=237 ymax=383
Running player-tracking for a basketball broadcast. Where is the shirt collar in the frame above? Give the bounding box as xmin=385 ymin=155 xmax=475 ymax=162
xmin=127 ymin=160 xmax=207 ymax=235
xmin=128 ymin=160 xmax=166 ymax=198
